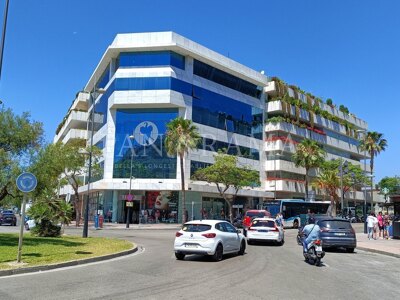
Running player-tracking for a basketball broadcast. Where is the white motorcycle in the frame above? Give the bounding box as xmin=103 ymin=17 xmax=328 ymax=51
xmin=303 ymin=239 xmax=325 ymax=266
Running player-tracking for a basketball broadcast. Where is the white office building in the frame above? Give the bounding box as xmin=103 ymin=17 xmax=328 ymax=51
xmin=54 ymin=32 xmax=371 ymax=224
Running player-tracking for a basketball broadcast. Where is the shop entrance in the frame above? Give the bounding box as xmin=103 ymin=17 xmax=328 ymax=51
xmin=124 ymin=201 xmax=140 ymax=224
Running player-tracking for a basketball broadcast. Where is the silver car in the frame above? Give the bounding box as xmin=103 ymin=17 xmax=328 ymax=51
xmin=174 ymin=220 xmax=246 ymax=261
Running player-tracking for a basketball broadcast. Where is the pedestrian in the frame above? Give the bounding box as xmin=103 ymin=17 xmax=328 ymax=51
xmin=366 ymin=212 xmax=378 ymax=240
xmin=106 ymin=209 xmax=112 ymax=223
xmin=383 ymin=212 xmax=390 ymax=239
xmin=276 ymin=212 xmax=284 ymax=228
xmin=184 ymin=209 xmax=189 ymax=223
xmin=377 ymin=211 xmax=384 ymax=239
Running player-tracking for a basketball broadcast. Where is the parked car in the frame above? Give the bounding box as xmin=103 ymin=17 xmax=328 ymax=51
xmin=25 ymin=219 xmax=36 ymax=230
xmin=174 ymin=220 xmax=246 ymax=261
xmin=316 ymin=217 xmax=357 ymax=253
xmin=246 ymin=218 xmax=284 ymax=245
xmin=242 ymin=210 xmax=272 ymax=236
xmin=0 ymin=210 xmax=17 ymax=226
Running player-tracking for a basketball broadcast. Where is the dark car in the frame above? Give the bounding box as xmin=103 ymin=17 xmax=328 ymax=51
xmin=0 ymin=210 xmax=17 ymax=226
xmin=316 ymin=217 xmax=356 ymax=253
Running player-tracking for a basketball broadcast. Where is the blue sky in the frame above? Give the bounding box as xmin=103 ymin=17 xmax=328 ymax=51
xmin=0 ymin=0 xmax=398 ymax=183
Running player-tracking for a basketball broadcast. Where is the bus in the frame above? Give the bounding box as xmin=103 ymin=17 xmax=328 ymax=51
xmin=264 ymin=199 xmax=331 ymax=228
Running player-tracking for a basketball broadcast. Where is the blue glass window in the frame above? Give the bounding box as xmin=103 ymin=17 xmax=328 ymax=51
xmin=193 ymin=60 xmax=261 ymax=98
xmin=119 ymin=51 xmax=185 ymax=70
xmin=190 ymin=161 xmax=212 ymax=177
xmin=113 ymin=108 xmax=178 ymax=179
xmin=96 ymin=65 xmax=110 ymax=90
xmin=192 ymin=86 xmax=263 ymax=139
xmin=198 ymin=138 xmax=260 ymax=160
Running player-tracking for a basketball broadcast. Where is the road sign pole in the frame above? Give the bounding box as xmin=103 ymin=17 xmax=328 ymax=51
xmin=17 ymin=193 xmax=27 ymax=263
xmin=15 ymin=172 xmax=37 ymax=264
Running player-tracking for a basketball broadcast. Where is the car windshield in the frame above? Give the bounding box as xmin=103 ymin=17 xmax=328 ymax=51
xmin=246 ymin=211 xmax=267 ymax=218
xmin=2 ymin=210 xmax=14 ymax=214
xmin=251 ymin=220 xmax=275 ymax=227
xmin=182 ymin=224 xmax=212 ymax=232
xmin=319 ymin=220 xmax=352 ymax=229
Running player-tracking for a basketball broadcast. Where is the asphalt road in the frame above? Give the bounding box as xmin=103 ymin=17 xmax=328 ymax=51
xmin=0 ymin=226 xmax=399 ymax=300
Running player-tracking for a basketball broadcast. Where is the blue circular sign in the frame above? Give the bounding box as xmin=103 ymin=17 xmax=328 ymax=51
xmin=16 ymin=172 xmax=37 ymax=193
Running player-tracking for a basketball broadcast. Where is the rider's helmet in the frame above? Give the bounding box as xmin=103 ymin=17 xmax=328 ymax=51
xmin=308 ymin=217 xmax=316 ymax=224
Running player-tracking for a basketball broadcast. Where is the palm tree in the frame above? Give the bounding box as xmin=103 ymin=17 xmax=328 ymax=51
xmin=312 ymin=169 xmax=340 ymax=216
xmin=359 ymin=131 xmax=388 ymax=175
xmin=292 ymin=139 xmax=326 ymax=199
xmin=165 ymin=117 xmax=201 ymax=224
xmin=359 ymin=131 xmax=388 ymax=208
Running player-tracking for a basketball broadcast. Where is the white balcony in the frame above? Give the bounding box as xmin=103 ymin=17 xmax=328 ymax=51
xmin=265 ymin=179 xmax=367 ymax=202
xmin=61 ymin=128 xmax=87 ymax=144
xmin=265 ymin=122 xmax=360 ymax=157
xmin=54 ymin=111 xmax=89 ymax=143
xmin=70 ymin=92 xmax=89 ymax=111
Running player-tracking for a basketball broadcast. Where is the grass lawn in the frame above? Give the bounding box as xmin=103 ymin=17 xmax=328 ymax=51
xmin=0 ymin=233 xmax=134 ymax=270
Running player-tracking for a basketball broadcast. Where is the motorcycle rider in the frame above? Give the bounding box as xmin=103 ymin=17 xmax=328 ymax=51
xmin=301 ymin=215 xmax=321 ymax=254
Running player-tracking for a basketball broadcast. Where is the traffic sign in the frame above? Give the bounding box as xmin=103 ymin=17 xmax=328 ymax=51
xmin=382 ymin=187 xmax=389 ymax=195
xmin=16 ymin=172 xmax=37 ymax=193
xmin=126 ymin=194 xmax=134 ymax=201
xmin=232 ymin=205 xmax=243 ymax=208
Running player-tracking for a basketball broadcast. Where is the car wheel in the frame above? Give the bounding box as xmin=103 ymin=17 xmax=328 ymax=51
xmin=25 ymin=223 xmax=29 ymax=230
xmin=346 ymin=248 xmax=355 ymax=253
xmin=14 ymin=222 xmax=17 ymax=226
xmin=175 ymin=252 xmax=185 ymax=260
xmin=238 ymin=240 xmax=246 ymax=255
xmin=293 ymin=220 xmax=299 ymax=229
xmin=212 ymin=244 xmax=223 ymax=262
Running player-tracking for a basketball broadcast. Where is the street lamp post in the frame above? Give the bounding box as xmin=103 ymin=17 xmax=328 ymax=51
xmin=82 ymin=88 xmax=105 ymax=238
xmin=126 ymin=135 xmax=135 ymax=229
xmin=357 ymin=129 xmax=367 ymax=233
xmin=0 ymin=0 xmax=10 ymax=80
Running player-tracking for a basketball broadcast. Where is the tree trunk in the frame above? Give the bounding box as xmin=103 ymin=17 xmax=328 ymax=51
xmin=73 ymin=192 xmax=81 ymax=226
xmin=305 ymin=168 xmax=309 ymax=200
xmin=227 ymin=198 xmax=233 ymax=223
xmin=180 ymin=155 xmax=186 ymax=224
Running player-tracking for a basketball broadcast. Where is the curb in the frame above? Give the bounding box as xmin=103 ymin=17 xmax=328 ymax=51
xmin=0 ymin=245 xmax=138 ymax=277
xmin=357 ymin=247 xmax=400 ymax=259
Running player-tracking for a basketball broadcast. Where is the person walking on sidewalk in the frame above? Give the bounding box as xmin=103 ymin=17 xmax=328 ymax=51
xmin=367 ymin=212 xmax=378 ymax=240
xmin=383 ymin=212 xmax=390 ymax=239
xmin=377 ymin=211 xmax=384 ymax=239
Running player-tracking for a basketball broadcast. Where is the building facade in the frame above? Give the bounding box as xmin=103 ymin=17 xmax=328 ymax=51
xmin=54 ymin=32 xmax=372 ymax=224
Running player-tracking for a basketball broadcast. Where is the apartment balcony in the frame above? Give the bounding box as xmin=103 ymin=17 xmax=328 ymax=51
xmin=264 ymin=140 xmax=371 ymax=173
xmin=70 ymin=92 xmax=89 ymax=111
xmin=61 ymin=128 xmax=87 ymax=144
xmin=265 ymin=122 xmax=360 ymax=156
xmin=265 ymin=179 xmax=306 ymax=195
xmin=265 ymin=159 xmax=306 ymax=175
xmin=265 ymin=179 xmax=367 ymax=202
xmin=266 ymin=100 xmax=366 ymax=137
xmin=265 ymin=83 xmax=368 ymax=129
xmin=54 ymin=111 xmax=89 ymax=143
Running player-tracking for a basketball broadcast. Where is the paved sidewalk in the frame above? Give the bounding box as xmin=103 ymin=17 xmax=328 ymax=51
xmin=67 ymin=221 xmax=181 ymax=231
xmin=356 ymin=232 xmax=400 ymax=258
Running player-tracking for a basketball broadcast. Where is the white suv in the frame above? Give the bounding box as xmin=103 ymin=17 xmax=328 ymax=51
xmin=174 ymin=220 xmax=246 ymax=261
